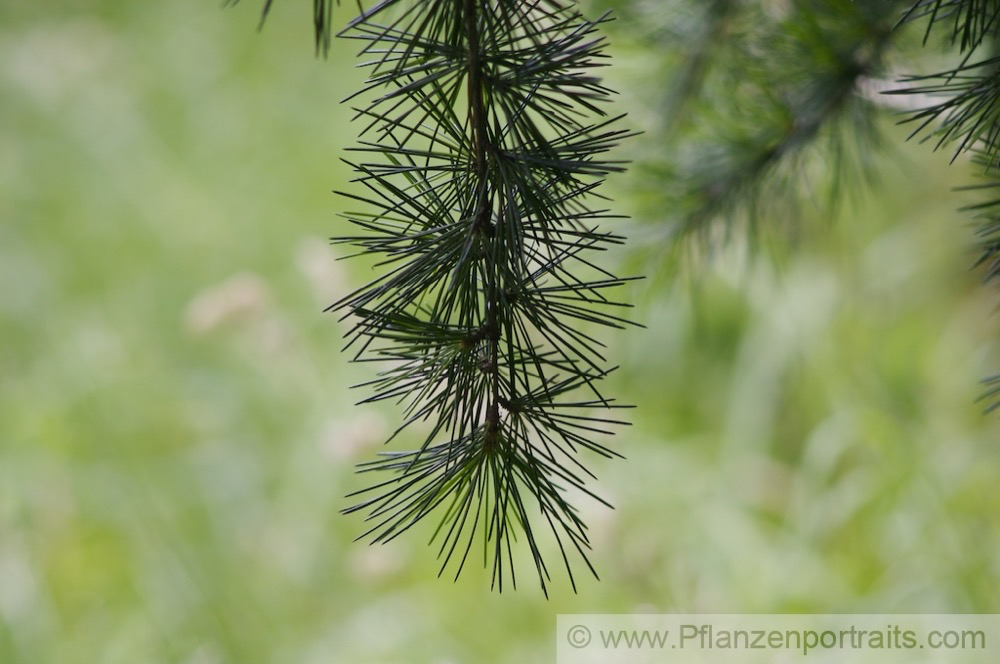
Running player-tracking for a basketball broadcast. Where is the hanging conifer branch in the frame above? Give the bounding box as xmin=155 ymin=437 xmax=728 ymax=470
xmin=300 ymin=0 xmax=639 ymax=594
xmin=228 ymin=0 xmax=635 ymax=593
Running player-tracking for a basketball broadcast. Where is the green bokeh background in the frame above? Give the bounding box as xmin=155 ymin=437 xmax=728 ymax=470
xmin=2 ymin=2 xmax=999 ymax=662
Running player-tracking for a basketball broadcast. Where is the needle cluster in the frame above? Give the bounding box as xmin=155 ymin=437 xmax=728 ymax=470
xmin=322 ymin=0 xmax=635 ymax=594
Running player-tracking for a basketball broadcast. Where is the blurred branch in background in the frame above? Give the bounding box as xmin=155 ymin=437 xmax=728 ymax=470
xmin=592 ymin=0 xmax=1000 ymax=405
xmin=591 ymin=0 xmax=906 ymax=244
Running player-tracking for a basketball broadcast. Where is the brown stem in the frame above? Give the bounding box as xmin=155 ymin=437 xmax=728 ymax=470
xmin=463 ymin=0 xmax=501 ymax=448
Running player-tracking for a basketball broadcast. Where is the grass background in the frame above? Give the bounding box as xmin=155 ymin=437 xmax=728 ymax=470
xmin=1 ymin=1 xmax=999 ymax=662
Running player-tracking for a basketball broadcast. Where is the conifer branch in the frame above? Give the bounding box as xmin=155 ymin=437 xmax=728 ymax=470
xmin=231 ymin=0 xmax=635 ymax=594
xmin=304 ymin=0 xmax=637 ymax=594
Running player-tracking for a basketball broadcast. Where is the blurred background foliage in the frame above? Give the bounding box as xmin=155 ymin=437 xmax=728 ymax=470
xmin=1 ymin=0 xmax=999 ymax=662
